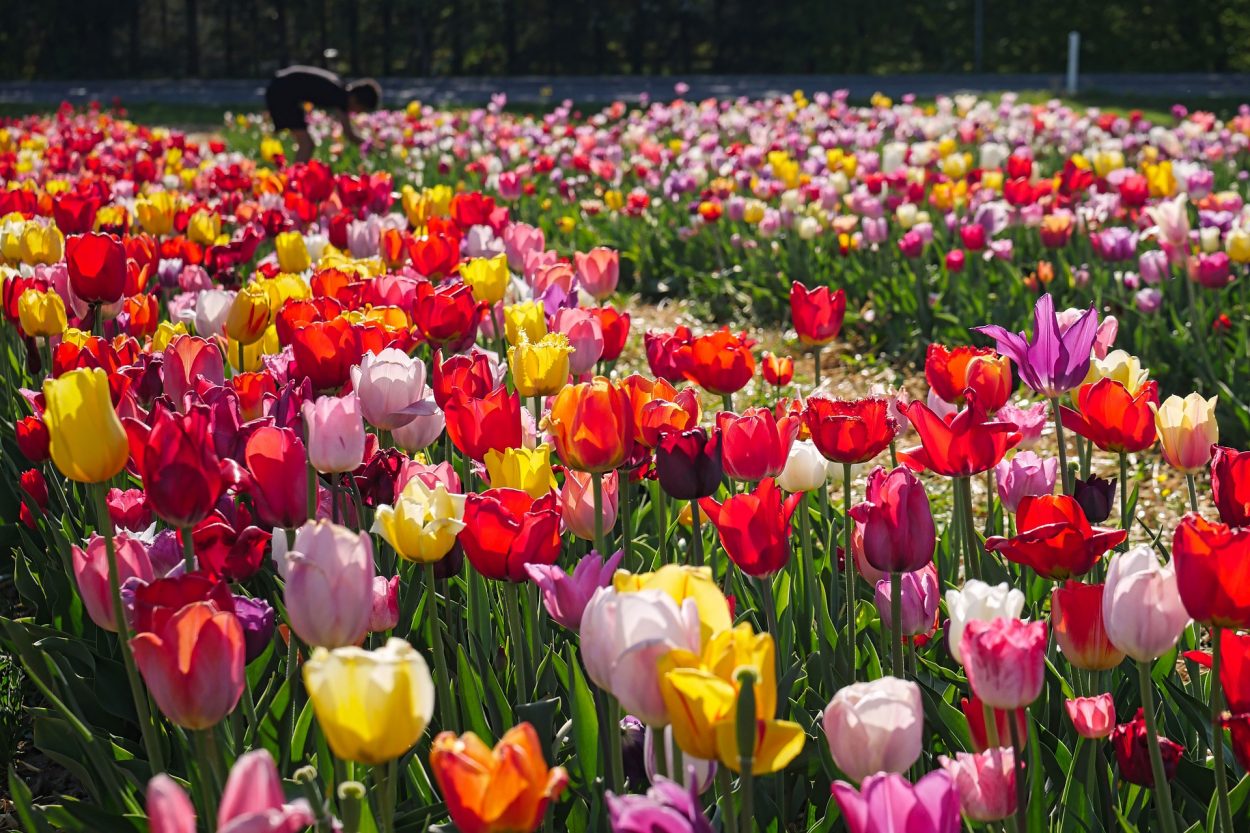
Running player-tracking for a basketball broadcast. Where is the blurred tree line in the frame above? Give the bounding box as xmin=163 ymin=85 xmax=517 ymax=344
xmin=3 ymin=0 xmax=1250 ymax=79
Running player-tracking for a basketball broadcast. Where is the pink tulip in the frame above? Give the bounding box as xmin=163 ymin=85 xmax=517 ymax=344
xmin=938 ymin=748 xmax=1017 ymax=822
xmin=997 ymin=402 xmax=1049 ymax=449
xmin=350 ymin=347 xmax=437 ymax=431
xmin=1093 ymin=316 xmax=1119 ymax=359
xmin=574 ymin=247 xmax=620 ymax=300
xmin=368 ymin=575 xmax=400 ymax=633
xmin=874 ymin=564 xmax=939 ymax=636
xmin=503 ymin=222 xmax=546 ymax=272
xmin=522 ymin=248 xmax=559 ymax=281
xmin=1103 ymin=545 xmax=1191 ymax=661
xmin=397 ymin=459 xmax=462 ymax=494
xmin=163 ymin=335 xmax=224 ymax=408
xmin=849 ymin=466 xmax=935 ymax=574
xmin=146 ymin=774 xmax=196 ymax=833
xmin=1066 ymin=694 xmax=1116 ymax=739
xmin=822 ymin=677 xmax=923 ymax=782
xmin=525 ymin=549 xmax=624 ymax=631
xmin=73 ymin=533 xmax=154 ymax=631
xmin=283 ymin=520 xmax=375 ymax=648
xmin=994 ymin=451 xmax=1058 ymax=513
xmin=560 ymin=469 xmax=619 ymax=541
xmin=302 ymin=393 xmax=366 ymax=473
xmin=961 ymin=618 xmax=1048 ymax=710
xmin=831 ymin=771 xmax=961 ymax=833
xmin=552 ymin=307 xmax=605 ymax=375
xmin=216 ymin=749 xmax=316 ymax=832
xmin=533 ymin=262 xmax=576 ymax=297
xmin=391 ymin=406 xmax=446 ymax=453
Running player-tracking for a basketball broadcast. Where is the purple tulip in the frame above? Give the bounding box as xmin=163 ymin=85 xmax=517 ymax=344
xmin=994 ymin=451 xmax=1058 ymax=512
xmin=831 ymin=770 xmax=962 ymax=833
xmin=232 ymin=595 xmax=276 ymax=664
xmin=974 ymin=293 xmax=1099 ymax=398
xmin=525 ymin=549 xmax=623 ymax=631
xmin=608 ymin=777 xmax=715 ymax=833
xmin=874 ymin=564 xmax=939 ymax=636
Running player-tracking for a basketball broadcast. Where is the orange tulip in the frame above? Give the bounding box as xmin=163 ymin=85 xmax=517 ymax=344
xmin=430 ymin=723 xmax=569 ymax=833
xmin=546 ymin=377 xmax=634 ymax=472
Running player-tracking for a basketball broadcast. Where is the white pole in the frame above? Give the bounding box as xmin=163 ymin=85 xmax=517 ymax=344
xmin=1066 ymin=31 xmax=1080 ymax=95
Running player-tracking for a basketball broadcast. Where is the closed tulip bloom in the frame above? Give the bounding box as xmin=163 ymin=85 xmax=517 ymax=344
xmin=1051 ymin=580 xmax=1125 ymax=671
xmin=875 ymin=564 xmax=939 ymax=636
xmin=790 ymin=282 xmax=847 ymax=347
xmin=284 ymin=520 xmax=375 ymax=648
xmin=822 ymin=677 xmax=923 ymax=782
xmin=610 ymin=775 xmax=713 ymax=833
xmin=526 ymin=549 xmax=623 ymax=632
xmin=551 ymin=307 xmax=605 ymax=375
xmin=145 ymin=774 xmax=197 ymax=833
xmin=65 ymin=232 xmax=127 ymax=303
xmin=776 ymin=439 xmax=830 ymax=492
xmin=961 ymin=618 xmax=1048 ymax=710
xmin=994 ymin=451 xmax=1058 ymax=513
xmin=985 ymin=495 xmax=1126 ymax=580
xmin=1111 ymin=709 xmax=1183 ymax=786
xmin=575 ymin=247 xmax=620 ymax=300
xmin=762 ymin=353 xmax=795 ymax=387
xmin=485 ymin=444 xmax=557 ymax=498
xmin=804 ymin=397 xmax=897 ymax=464
xmin=275 ymin=231 xmax=311 ymax=273
xmin=560 ymin=469 xmax=619 ymax=541
xmin=1073 ymin=474 xmax=1117 ymax=524
xmin=547 ymin=377 xmax=634 ymax=472
xmin=43 ymin=367 xmax=130 ymax=483
xmin=460 ymin=253 xmax=510 ymax=305
xmin=700 ymin=478 xmax=802 ymax=576
xmin=945 ymin=580 xmax=1025 ymax=665
xmin=1212 ymin=445 xmax=1250 ymax=528
xmin=368 ymin=575 xmax=401 ymax=633
xmin=73 ymin=533 xmax=154 ymax=632
xmin=460 ymin=488 xmax=562 ymax=581
xmin=716 ymin=407 xmax=799 ymax=482
xmin=445 ymin=386 xmax=523 ymax=462
xmin=430 ymin=723 xmax=569 ymax=833
xmin=392 ymin=407 xmax=447 ymax=453
xmin=1152 ymin=393 xmax=1218 ymax=473
xmin=510 ymin=332 xmax=573 ymax=397
xmin=1066 ymin=694 xmax=1116 ymax=739
xmin=938 ymin=749 xmax=1016 ymax=823
xmin=244 ymin=426 xmax=310 ymax=529
xmin=149 ymin=748 xmax=315 ymax=833
xmin=849 ymin=465 xmax=935 ymax=573
xmin=504 ymin=300 xmax=548 ymax=345
xmin=126 ymin=404 xmax=232 ymax=528
xmin=831 ymin=770 xmax=961 ymax=833
xmin=974 ymin=294 xmax=1099 ymax=398
xmin=1171 ymin=512 xmax=1250 ymax=628
xmin=591 ymin=306 xmax=630 ymax=362
xmin=612 ymin=565 xmax=733 ymax=641
xmin=636 ymin=388 xmax=702 ymax=448
xmin=350 ymin=347 xmax=436 ymax=431
xmin=17 ymin=221 xmax=63 ymax=265
xmin=130 ymin=601 xmax=246 ymax=729
xmin=17 ymin=288 xmax=67 ymax=337
xmin=1103 ymin=545 xmax=1191 ymax=661
xmin=899 ymin=392 xmax=1022 ymax=478
xmin=682 ymin=328 xmax=756 ymax=396
xmin=373 ymin=478 xmax=467 ymax=564
xmin=302 ymin=393 xmax=367 ymax=473
xmin=291 ymin=317 xmax=363 ymax=392
xmin=163 ymin=335 xmax=224 ymax=407
xmin=657 ymin=428 xmax=723 ymax=500
xmin=305 ymin=637 xmax=435 ymax=764
xmin=225 ymin=282 xmax=273 ymax=345
xmin=924 ymin=344 xmax=1014 ymax=410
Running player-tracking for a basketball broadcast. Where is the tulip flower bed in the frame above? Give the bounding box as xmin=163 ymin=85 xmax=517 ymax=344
xmin=2 ymin=94 xmax=1250 ymax=833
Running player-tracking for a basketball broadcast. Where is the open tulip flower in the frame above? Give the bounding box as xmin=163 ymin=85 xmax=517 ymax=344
xmin=10 ymin=93 xmax=1250 ymax=833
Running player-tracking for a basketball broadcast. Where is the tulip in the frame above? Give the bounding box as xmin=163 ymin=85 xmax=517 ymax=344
xmin=460 ymin=489 xmax=562 ymax=581
xmin=1103 ymin=545 xmax=1191 ymax=661
xmin=132 ymin=573 xmax=236 ymax=634
xmin=484 ymin=444 xmax=557 ymax=498
xmin=790 ymin=281 xmax=846 ymax=347
xmin=804 ymin=397 xmax=897 ymax=464
xmin=232 ymin=596 xmax=276 ymax=664
xmin=612 ymin=565 xmax=733 ymax=641
xmin=431 ymin=349 xmax=497 ymax=408
xmin=975 ymin=294 xmax=1099 ymax=398
xmin=193 ymin=514 xmax=271 ymax=582
xmin=682 ymin=328 xmax=755 ymax=396
xmin=274 ymin=231 xmax=311 ymax=273
xmin=849 ymin=466 xmax=935 ymax=573
xmin=350 ymin=347 xmax=436 ymax=431
xmin=460 ymin=253 xmax=510 ymax=305
xmin=938 ymin=748 xmax=1016 ymax=823
xmin=560 ymin=469 xmax=619 ymax=541
xmin=657 ymin=428 xmax=723 ymax=501
xmin=225 ymin=282 xmax=273 ymax=346
xmin=1051 ymin=580 xmax=1125 ymax=671
xmin=700 ymin=478 xmax=802 ymax=577
xmin=1066 ymin=694 xmax=1116 ymax=739
xmin=510 ymin=332 xmax=573 ymax=397
xmin=985 ymin=494 xmax=1125 ymax=580
xmin=126 ymin=404 xmax=232 ymax=529
xmin=994 ymin=451 xmax=1058 ymax=512
xmin=244 ymin=426 xmax=310 ymax=529
xmin=430 ymin=723 xmax=569 ymax=833
xmin=504 ymin=300 xmax=548 ymax=345
xmin=822 ymin=677 xmax=923 ymax=782
xmin=608 ymin=776 xmax=714 ymax=833
xmin=899 ymin=392 xmax=1022 ymax=478
xmin=130 ymin=601 xmax=245 ymax=729
xmin=1110 ymin=708 xmax=1183 ymax=786
xmin=413 ymin=280 xmax=481 ymax=350
xmin=575 ymin=247 xmax=620 ymax=300
xmin=945 ymin=580 xmax=1025 ymax=665
xmin=551 ymin=307 xmax=605 ymax=375
xmin=762 ymin=352 xmax=794 ymax=387
xmin=73 ymin=533 xmax=154 ymax=632
xmin=1212 ymin=446 xmax=1250 ymax=528
xmin=445 ymin=385 xmax=523 ymax=462
xmin=591 ymin=306 xmax=630 ymax=362
xmin=1171 ymin=512 xmax=1250 ymax=628
xmin=961 ymin=694 xmax=1029 ymax=754
xmin=305 ymin=637 xmax=434 ymax=764
xmin=373 ymin=478 xmax=467 ymax=564
xmin=1072 ymin=474 xmax=1117 ymax=524
xmin=43 ymin=367 xmax=130 ymax=483
xmin=144 ymin=774 xmax=197 ymax=833
xmin=643 ymin=727 xmax=716 ymax=794
xmin=392 ymin=407 xmax=447 ymax=453
xmin=526 ymin=549 xmax=623 ymax=632
xmin=924 ymin=344 xmax=1013 ymax=411
xmin=283 ymin=520 xmax=375 ymax=648
xmin=1152 ymin=392 xmax=1218 ymax=473
xmin=961 ymin=618 xmax=1047 ymax=710
xmin=302 ymin=393 xmax=366 ymax=474
xmin=874 ymin=564 xmax=939 ymax=636
xmin=1061 ymin=378 xmax=1158 ymax=453
xmin=106 ymin=487 xmax=151 ymax=532
xmin=997 ymin=401 xmax=1049 ymax=449
xmin=15 ymin=415 xmax=49 ymax=463
xmin=635 ymin=386 xmax=702 ymax=448
xmin=163 ymin=335 xmax=225 ymax=407
xmin=776 ymin=439 xmax=829 ymax=492
xmin=830 ymin=771 xmax=961 ymax=833
xmin=716 ymin=407 xmax=799 ymax=482
xmin=17 ymin=288 xmax=67 ymax=337
xmin=547 ymin=377 xmax=634 ymax=472
xmin=65 ymin=232 xmax=127 ymax=304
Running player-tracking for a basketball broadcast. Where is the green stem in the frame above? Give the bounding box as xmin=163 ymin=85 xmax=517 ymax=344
xmin=193 ymin=728 xmax=221 ymax=819
xmin=798 ymin=493 xmax=818 ymax=654
xmin=690 ymin=499 xmax=705 ymax=567
xmin=960 ymin=478 xmax=982 ymax=581
xmin=721 ymin=393 xmax=734 ymax=414
xmin=1120 ymin=451 xmax=1131 ymax=533
xmin=92 ymin=484 xmax=164 ymax=772
xmin=843 ymin=462 xmax=857 ymax=680
xmin=1212 ymin=626 xmax=1235 ymax=833
xmin=621 ymin=476 xmax=633 ymax=565
xmin=372 ymin=759 xmax=397 ymax=833
xmin=506 ymin=583 xmax=531 ymax=701
xmin=425 ymin=563 xmax=456 ymax=730
xmin=1051 ymin=396 xmax=1071 ymax=494
xmin=1137 ymin=659 xmax=1180 ymax=833
xmin=592 ymin=471 xmax=607 ymax=558
xmin=654 ymin=485 xmax=669 ymax=566
xmin=1186 ymin=473 xmax=1199 ymax=513
xmin=1007 ymin=710 xmax=1028 ymax=833
xmin=983 ymin=702 xmax=1001 ymax=749
xmin=181 ymin=526 xmax=195 ymax=571
xmin=607 ymin=696 xmax=624 ymax=793
xmin=889 ymin=571 xmax=904 ymax=678
xmin=717 ymin=766 xmax=739 ymax=833
xmin=284 ymin=623 xmax=300 ymax=770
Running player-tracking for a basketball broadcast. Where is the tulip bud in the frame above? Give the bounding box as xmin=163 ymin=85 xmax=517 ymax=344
xmin=1110 ymin=709 xmax=1183 ymax=786
xmin=1072 ymin=475 xmax=1116 ymax=524
xmin=1051 ymin=580 xmax=1125 ymax=671
xmin=368 ymin=575 xmax=400 ymax=632
xmin=849 ymin=465 xmax=935 ymax=573
xmin=1066 ymin=694 xmax=1116 ymax=739
xmin=874 ymin=565 xmax=939 ymax=636
xmin=284 ymin=520 xmax=375 ymax=648
xmin=822 ymin=677 xmax=923 ymax=783
xmin=939 ymin=748 xmax=1016 ymax=822
xmin=776 ymin=439 xmax=830 ymax=492
xmin=994 ymin=451 xmax=1058 ymax=513
xmin=302 ymin=393 xmax=367 ymax=474
xmin=962 ymin=618 xmax=1047 ymax=710
xmin=656 ymin=427 xmax=723 ymax=501
xmin=1102 ymin=545 xmax=1191 ymax=661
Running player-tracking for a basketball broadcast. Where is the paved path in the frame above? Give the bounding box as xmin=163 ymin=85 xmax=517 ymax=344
xmin=1 ymin=74 xmax=1246 ymax=108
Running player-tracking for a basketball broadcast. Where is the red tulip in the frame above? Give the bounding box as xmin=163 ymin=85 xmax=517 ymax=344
xmin=656 ymin=427 xmax=723 ymax=500
xmin=644 ymin=326 xmax=692 ymax=382
xmin=681 ymin=328 xmax=756 ymax=396
xmin=52 ymin=193 xmax=100 ymax=235
xmin=132 ymin=572 xmax=236 ymax=638
xmin=431 ymin=349 xmax=496 ymax=410
xmin=985 ymin=495 xmax=1126 ymax=580
xmin=1222 ymin=714 xmax=1250 ymax=772
xmin=1171 ymin=512 xmax=1250 ymax=629
xmin=1111 ymin=709 xmax=1182 ymax=787
xmin=451 ymin=192 xmax=497 ymax=228
xmin=848 ymin=465 xmax=935 ymax=573
xmin=1050 ymin=580 xmax=1125 ymax=671
xmin=804 ymin=396 xmax=897 ymax=465
xmin=898 ymin=392 xmax=1022 ymax=477
xmin=1218 ymin=630 xmax=1250 ymax=713
xmin=413 ymin=280 xmax=481 ymax=350
xmin=962 ymin=695 xmax=1028 ymax=753
xmin=762 ymin=353 xmax=794 ymax=387
xmin=1060 ymin=378 xmax=1158 ymax=453
xmin=590 ymin=307 xmax=631 ymax=363
xmin=634 ymin=385 xmax=701 ymax=449
xmin=106 ymin=487 xmax=151 ymax=532
xmin=699 ymin=477 xmax=802 ymax=577
xmin=408 ymin=232 xmax=460 ymax=280
xmin=460 ymin=489 xmax=562 ymax=582
xmin=444 ymin=385 xmax=522 ymax=462
xmin=15 ymin=415 xmax=49 ymax=462
xmin=193 ymin=511 xmax=272 ymax=582
xmin=244 ymin=426 xmax=310 ymax=529
xmin=1211 ymin=446 xmax=1250 ymax=528
xmin=291 ymin=317 xmax=362 ymax=393
xmin=790 ymin=281 xmax=846 ymax=347
xmin=716 ymin=407 xmax=799 ymax=482
xmin=924 ymin=344 xmax=1013 ymax=411
xmin=125 ymin=404 xmax=237 ymax=528
xmin=131 ymin=601 xmax=245 ymax=730
xmin=65 ymin=232 xmax=127 ymax=304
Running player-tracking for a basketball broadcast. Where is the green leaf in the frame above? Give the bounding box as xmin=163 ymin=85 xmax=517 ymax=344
xmin=565 ymin=643 xmax=600 ymax=784
xmin=455 ymin=643 xmax=493 ymax=743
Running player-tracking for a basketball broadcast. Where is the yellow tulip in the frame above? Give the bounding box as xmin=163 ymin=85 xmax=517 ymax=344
xmin=274 ymin=231 xmax=311 ymax=273
xmin=19 ymin=222 xmax=64 ymax=265
xmin=1144 ymin=161 xmax=1176 ymax=198
xmin=225 ymin=282 xmax=273 ymax=345
xmin=43 ymin=367 xmax=130 ymax=483
xmin=483 ymin=444 xmax=557 ymax=498
xmin=509 ymin=333 xmax=572 ymax=398
xmin=713 ymin=711 xmax=808 ymax=776
xmin=259 ymin=137 xmax=285 ymax=163
xmin=151 ymin=320 xmax=188 ymax=353
xmin=460 ymin=254 xmax=510 ymax=305
xmin=504 ymin=300 xmax=548 ymax=346
xmin=742 ymin=200 xmax=766 ymax=225
xmin=136 ymin=191 xmax=177 ymax=236
xmin=1151 ymin=393 xmax=1218 ymax=473
xmin=1092 ymin=149 xmax=1125 ymax=178
xmin=1086 ymin=349 xmax=1150 ymax=393
xmin=604 ymin=190 xmax=624 ymax=211
xmin=303 ymin=637 xmax=435 ymax=765
xmin=18 ymin=288 xmax=67 ymax=337
xmin=228 ymin=326 xmax=280 ymax=372
xmin=1227 ymin=228 xmax=1250 ymax=264
xmin=261 ymin=272 xmax=312 ymax=309
xmin=372 ymin=478 xmax=466 ymax=563
xmin=94 ymin=205 xmax=129 ymax=231
xmin=187 ymin=209 xmax=221 ymax=246
xmin=980 ymin=170 xmax=1004 ymax=192
xmin=613 ymin=564 xmax=732 ymax=640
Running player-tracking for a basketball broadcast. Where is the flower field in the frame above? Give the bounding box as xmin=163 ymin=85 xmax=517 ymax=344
xmin=2 ymin=90 xmax=1250 ymax=833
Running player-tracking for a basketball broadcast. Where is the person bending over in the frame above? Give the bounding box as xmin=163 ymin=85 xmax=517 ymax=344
xmin=264 ymin=65 xmax=380 ymax=163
